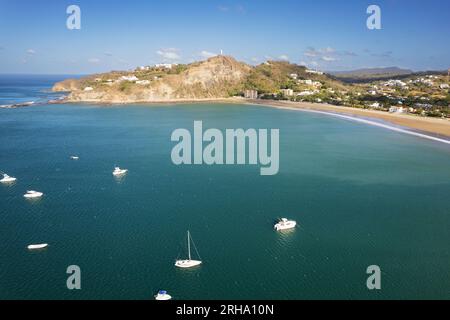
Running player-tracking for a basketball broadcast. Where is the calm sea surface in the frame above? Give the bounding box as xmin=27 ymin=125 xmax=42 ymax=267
xmin=0 ymin=76 xmax=449 ymax=299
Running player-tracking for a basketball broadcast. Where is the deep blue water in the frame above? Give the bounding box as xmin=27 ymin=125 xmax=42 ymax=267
xmin=0 ymin=74 xmax=75 ymax=106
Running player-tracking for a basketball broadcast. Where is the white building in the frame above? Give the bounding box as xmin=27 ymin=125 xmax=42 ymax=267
xmin=280 ymin=89 xmax=294 ymax=96
xmin=384 ymin=79 xmax=407 ymax=87
xmin=305 ymin=69 xmax=324 ymax=75
xmin=136 ymin=80 xmax=151 ymax=85
xmin=297 ymin=90 xmax=317 ymax=96
xmin=155 ymin=63 xmax=176 ymax=69
xmin=289 ymin=73 xmax=298 ymax=80
xmin=440 ymin=83 xmax=449 ymax=89
xmin=244 ymin=90 xmax=258 ymax=99
xmin=389 ymin=106 xmax=406 ymax=113
xmin=83 ymin=87 xmax=94 ymax=91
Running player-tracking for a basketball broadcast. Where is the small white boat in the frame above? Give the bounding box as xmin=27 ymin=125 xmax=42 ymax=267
xmin=274 ymin=218 xmax=297 ymax=231
xmin=70 ymin=156 xmax=79 ymax=160
xmin=175 ymin=231 xmax=202 ymax=269
xmin=113 ymin=167 xmax=128 ymax=176
xmin=0 ymin=173 xmax=17 ymax=183
xmin=27 ymin=243 xmax=48 ymax=250
xmin=155 ymin=290 xmax=172 ymax=301
xmin=23 ymin=190 xmax=44 ymax=199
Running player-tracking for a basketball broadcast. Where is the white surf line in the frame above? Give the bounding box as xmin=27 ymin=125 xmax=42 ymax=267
xmin=263 ymin=104 xmax=450 ymax=146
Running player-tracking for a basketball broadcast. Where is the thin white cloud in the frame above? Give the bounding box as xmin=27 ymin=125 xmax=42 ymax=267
xmin=322 ymin=56 xmax=337 ymax=62
xmin=278 ymin=55 xmax=289 ymax=61
xmin=218 ymin=4 xmax=246 ymax=14
xmin=88 ymin=58 xmax=100 ymax=64
xmin=304 ymin=47 xmax=320 ymax=57
xmin=156 ymin=48 xmax=181 ymax=62
xmin=27 ymin=49 xmax=36 ymax=55
xmin=199 ymin=50 xmax=217 ymax=59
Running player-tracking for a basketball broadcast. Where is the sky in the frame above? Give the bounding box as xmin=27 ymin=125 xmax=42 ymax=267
xmin=0 ymin=0 xmax=449 ymax=74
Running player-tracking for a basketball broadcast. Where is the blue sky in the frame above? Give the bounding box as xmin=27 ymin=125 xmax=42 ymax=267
xmin=0 ymin=0 xmax=449 ymax=74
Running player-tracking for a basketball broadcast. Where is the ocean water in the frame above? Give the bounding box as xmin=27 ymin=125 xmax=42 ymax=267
xmin=0 ymin=75 xmax=71 ymax=106
xmin=0 ymin=76 xmax=450 ymax=300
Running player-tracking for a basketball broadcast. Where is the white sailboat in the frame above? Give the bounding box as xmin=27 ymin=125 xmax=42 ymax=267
xmin=175 ymin=231 xmax=202 ymax=269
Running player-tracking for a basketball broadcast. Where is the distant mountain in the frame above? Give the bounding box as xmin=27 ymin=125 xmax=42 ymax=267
xmin=330 ymin=67 xmax=414 ymax=81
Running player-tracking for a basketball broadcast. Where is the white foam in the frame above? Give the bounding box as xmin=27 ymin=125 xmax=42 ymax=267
xmin=262 ymin=104 xmax=450 ymax=146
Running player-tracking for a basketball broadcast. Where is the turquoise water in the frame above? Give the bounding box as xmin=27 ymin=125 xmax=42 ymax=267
xmin=1 ymin=79 xmax=450 ymax=300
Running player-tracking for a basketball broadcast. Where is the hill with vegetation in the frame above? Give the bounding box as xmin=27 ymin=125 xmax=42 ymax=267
xmin=53 ymin=56 xmax=351 ymax=103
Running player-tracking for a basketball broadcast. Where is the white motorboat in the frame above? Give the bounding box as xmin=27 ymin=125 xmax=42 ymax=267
xmin=27 ymin=243 xmax=48 ymax=250
xmin=274 ymin=218 xmax=297 ymax=231
xmin=70 ymin=156 xmax=79 ymax=160
xmin=0 ymin=173 xmax=17 ymax=183
xmin=155 ymin=290 xmax=172 ymax=301
xmin=113 ymin=167 xmax=128 ymax=176
xmin=175 ymin=231 xmax=202 ymax=269
xmin=23 ymin=190 xmax=44 ymax=199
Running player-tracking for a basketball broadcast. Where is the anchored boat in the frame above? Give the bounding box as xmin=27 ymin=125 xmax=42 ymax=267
xmin=0 ymin=173 xmax=17 ymax=183
xmin=155 ymin=290 xmax=172 ymax=301
xmin=274 ymin=218 xmax=297 ymax=231
xmin=113 ymin=167 xmax=128 ymax=176
xmin=23 ymin=190 xmax=44 ymax=199
xmin=27 ymin=244 xmax=48 ymax=250
xmin=175 ymin=231 xmax=202 ymax=269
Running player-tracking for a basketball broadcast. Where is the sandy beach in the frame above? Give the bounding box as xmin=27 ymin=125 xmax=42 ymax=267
xmin=245 ymin=99 xmax=450 ymax=139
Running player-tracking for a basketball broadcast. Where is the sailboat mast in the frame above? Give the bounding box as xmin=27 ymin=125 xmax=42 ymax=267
xmin=187 ymin=230 xmax=191 ymax=261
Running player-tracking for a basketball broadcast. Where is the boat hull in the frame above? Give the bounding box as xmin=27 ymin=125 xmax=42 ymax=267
xmin=27 ymin=244 xmax=48 ymax=250
xmin=274 ymin=221 xmax=297 ymax=231
xmin=175 ymin=260 xmax=202 ymax=268
xmin=113 ymin=170 xmax=128 ymax=176
xmin=24 ymin=192 xmax=43 ymax=198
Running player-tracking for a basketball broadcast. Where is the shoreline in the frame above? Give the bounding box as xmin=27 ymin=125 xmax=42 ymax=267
xmin=10 ymin=95 xmax=450 ymax=142
xmin=245 ymin=99 xmax=450 ymax=140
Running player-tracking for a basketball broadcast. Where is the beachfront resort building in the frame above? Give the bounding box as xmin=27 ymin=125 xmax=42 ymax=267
xmin=389 ymin=106 xmax=407 ymax=113
xmin=244 ymin=90 xmax=258 ymax=99
xmin=280 ymin=89 xmax=294 ymax=97
xmin=297 ymin=90 xmax=318 ymax=96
